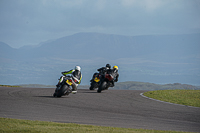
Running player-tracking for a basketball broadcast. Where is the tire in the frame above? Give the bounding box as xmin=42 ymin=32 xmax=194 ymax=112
xmin=56 ymin=84 xmax=68 ymax=97
xmin=97 ymin=81 xmax=106 ymax=93
xmin=89 ymin=86 xmax=94 ymax=90
xmin=89 ymin=82 xmax=97 ymax=90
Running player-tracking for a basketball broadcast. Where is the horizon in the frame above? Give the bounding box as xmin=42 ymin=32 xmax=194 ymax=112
xmin=2 ymin=32 xmax=200 ymax=49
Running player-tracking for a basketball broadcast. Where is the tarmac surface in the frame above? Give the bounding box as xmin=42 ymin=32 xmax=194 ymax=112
xmin=0 ymin=87 xmax=200 ymax=132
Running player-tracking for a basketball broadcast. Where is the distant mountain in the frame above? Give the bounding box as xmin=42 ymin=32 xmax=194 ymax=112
xmin=0 ymin=41 xmax=17 ymax=59
xmin=15 ymin=81 xmax=200 ymax=90
xmin=114 ymin=81 xmax=199 ymax=90
xmin=18 ymin=39 xmax=56 ymax=50
xmin=0 ymin=32 xmax=200 ymax=86
xmin=1 ymin=32 xmax=200 ymax=60
xmin=2 ymin=32 xmax=200 ymax=60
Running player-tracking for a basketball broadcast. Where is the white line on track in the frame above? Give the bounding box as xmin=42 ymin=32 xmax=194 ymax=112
xmin=140 ymin=93 xmax=200 ymax=109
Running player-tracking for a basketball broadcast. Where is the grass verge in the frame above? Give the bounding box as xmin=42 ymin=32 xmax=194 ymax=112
xmin=143 ymin=90 xmax=200 ymax=107
xmin=0 ymin=85 xmax=20 ymax=87
xmin=0 ymin=117 xmax=193 ymax=133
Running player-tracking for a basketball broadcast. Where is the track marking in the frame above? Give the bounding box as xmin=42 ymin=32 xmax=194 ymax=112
xmin=140 ymin=93 xmax=200 ymax=109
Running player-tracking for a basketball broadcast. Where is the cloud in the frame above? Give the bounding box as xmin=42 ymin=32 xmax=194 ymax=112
xmin=121 ymin=0 xmax=167 ymax=11
xmin=0 ymin=0 xmax=200 ymax=48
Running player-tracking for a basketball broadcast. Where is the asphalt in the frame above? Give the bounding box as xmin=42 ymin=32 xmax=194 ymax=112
xmin=0 ymin=87 xmax=200 ymax=132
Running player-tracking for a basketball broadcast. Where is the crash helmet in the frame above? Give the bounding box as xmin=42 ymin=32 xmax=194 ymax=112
xmin=75 ymin=66 xmax=81 ymax=71
xmin=113 ymin=66 xmax=118 ymax=70
xmin=106 ymin=64 xmax=111 ymax=69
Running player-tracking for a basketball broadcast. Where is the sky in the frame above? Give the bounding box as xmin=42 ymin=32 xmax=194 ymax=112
xmin=0 ymin=0 xmax=200 ymax=48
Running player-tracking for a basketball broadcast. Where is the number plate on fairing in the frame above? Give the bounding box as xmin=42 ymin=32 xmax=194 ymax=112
xmin=66 ymin=79 xmax=72 ymax=85
xmin=94 ymin=77 xmax=100 ymax=82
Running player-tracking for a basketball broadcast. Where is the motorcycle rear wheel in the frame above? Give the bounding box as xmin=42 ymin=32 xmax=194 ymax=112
xmin=56 ymin=84 xmax=68 ymax=97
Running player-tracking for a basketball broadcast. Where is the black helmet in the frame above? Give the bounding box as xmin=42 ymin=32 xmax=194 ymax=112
xmin=106 ymin=64 xmax=111 ymax=69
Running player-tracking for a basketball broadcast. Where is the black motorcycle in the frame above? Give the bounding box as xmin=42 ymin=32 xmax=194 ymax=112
xmin=53 ymin=75 xmax=75 ymax=97
xmin=97 ymin=73 xmax=114 ymax=93
xmin=89 ymin=73 xmax=101 ymax=90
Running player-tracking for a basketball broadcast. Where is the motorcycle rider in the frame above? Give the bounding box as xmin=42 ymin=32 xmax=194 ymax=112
xmin=107 ymin=65 xmax=119 ymax=87
xmin=90 ymin=64 xmax=111 ymax=81
xmin=56 ymin=66 xmax=82 ymax=94
xmin=97 ymin=64 xmax=111 ymax=74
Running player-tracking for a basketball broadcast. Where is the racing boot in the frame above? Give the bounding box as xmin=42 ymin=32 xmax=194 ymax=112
xmin=71 ymin=88 xmax=77 ymax=94
xmin=110 ymin=81 xmax=115 ymax=87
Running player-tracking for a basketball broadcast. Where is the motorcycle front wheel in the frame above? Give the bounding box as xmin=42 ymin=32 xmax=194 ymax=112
xmin=56 ymin=84 xmax=69 ymax=97
xmin=97 ymin=81 xmax=107 ymax=93
xmin=90 ymin=81 xmax=98 ymax=90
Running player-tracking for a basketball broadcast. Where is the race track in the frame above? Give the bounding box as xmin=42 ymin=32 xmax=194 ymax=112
xmin=0 ymin=87 xmax=200 ymax=132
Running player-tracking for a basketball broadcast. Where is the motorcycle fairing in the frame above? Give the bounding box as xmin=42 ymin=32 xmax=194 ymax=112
xmin=66 ymin=79 xmax=73 ymax=86
xmin=105 ymin=74 xmax=114 ymax=81
xmin=94 ymin=77 xmax=100 ymax=82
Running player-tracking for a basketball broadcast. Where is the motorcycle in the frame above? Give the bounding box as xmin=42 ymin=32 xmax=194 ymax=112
xmin=97 ymin=73 xmax=114 ymax=93
xmin=89 ymin=73 xmax=101 ymax=90
xmin=53 ymin=75 xmax=75 ymax=97
xmin=90 ymin=67 xmax=109 ymax=90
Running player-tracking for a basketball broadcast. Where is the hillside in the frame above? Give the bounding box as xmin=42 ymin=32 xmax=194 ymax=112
xmin=114 ymin=81 xmax=199 ymax=90
xmin=16 ymin=81 xmax=199 ymax=91
xmin=0 ymin=32 xmax=200 ymax=86
xmin=1 ymin=32 xmax=200 ymax=60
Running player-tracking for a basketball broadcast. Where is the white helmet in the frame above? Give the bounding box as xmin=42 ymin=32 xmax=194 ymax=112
xmin=75 ymin=66 xmax=81 ymax=71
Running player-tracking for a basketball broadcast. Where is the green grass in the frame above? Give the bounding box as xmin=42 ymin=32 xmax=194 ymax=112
xmin=143 ymin=90 xmax=200 ymax=107
xmin=0 ymin=117 xmax=193 ymax=133
xmin=0 ymin=85 xmax=20 ymax=87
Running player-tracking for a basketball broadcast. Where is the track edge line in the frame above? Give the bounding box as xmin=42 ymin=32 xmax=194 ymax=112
xmin=140 ymin=93 xmax=200 ymax=109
